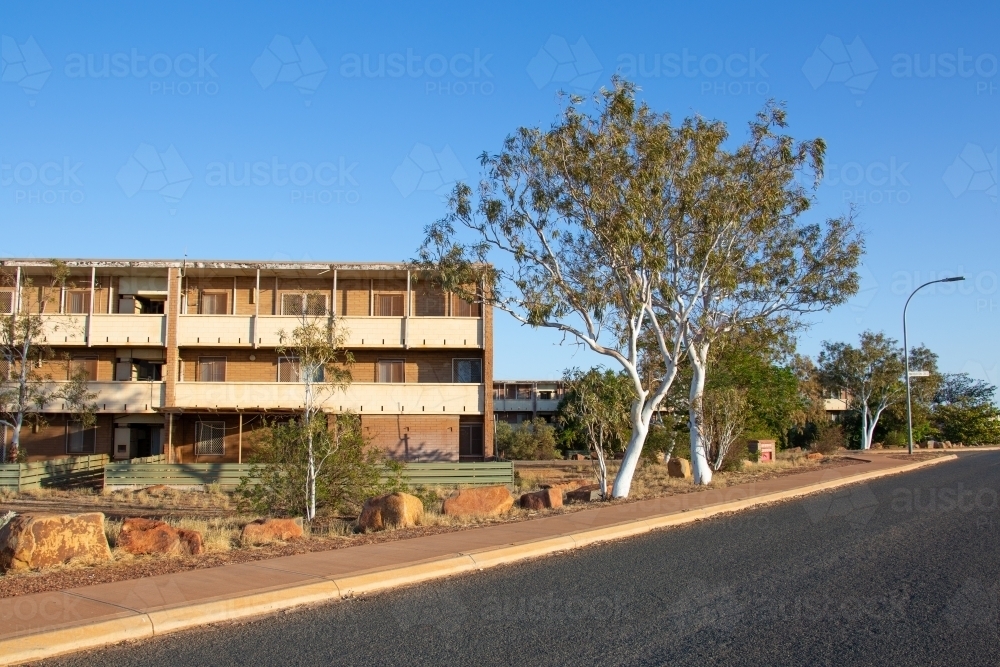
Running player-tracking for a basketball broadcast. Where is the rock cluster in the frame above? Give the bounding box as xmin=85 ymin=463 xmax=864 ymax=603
xmin=358 ymin=492 xmax=424 ymax=531
xmin=241 ymin=518 xmax=305 ymax=544
xmin=117 ymin=518 xmax=203 ymax=556
xmin=442 ymin=486 xmax=514 ymax=517
xmin=0 ymin=513 xmax=112 ymax=572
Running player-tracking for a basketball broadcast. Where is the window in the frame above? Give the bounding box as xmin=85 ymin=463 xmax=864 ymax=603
xmin=452 ymin=295 xmax=480 ymax=317
xmin=505 ymin=384 xmax=517 ymax=400
xmin=136 ymin=360 xmax=162 ymax=381
xmin=66 ymin=420 xmax=96 ymax=454
xmin=516 ymin=384 xmax=532 ymax=399
xmin=198 ymin=357 xmax=226 ymax=382
xmin=70 ymin=356 xmax=98 ymax=381
xmin=377 ymin=293 xmax=404 ymax=316
xmin=200 ymin=292 xmax=228 ymax=315
xmin=0 ymin=291 xmax=13 ymax=314
xmin=281 ymin=293 xmax=303 ymax=315
xmin=453 ymin=359 xmax=483 ymax=383
xmin=195 ymin=421 xmax=225 ymax=456
xmin=280 ymin=293 xmax=327 ymax=316
xmin=459 ymin=423 xmax=484 ymax=458
xmin=306 ymin=294 xmax=327 ymax=315
xmin=377 ymin=359 xmax=405 ymax=383
xmin=66 ymin=291 xmax=90 ymax=314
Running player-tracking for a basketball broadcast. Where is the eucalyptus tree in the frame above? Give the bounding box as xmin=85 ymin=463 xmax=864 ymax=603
xmin=653 ymin=105 xmax=863 ymax=483
xmin=275 ymin=301 xmax=354 ymax=521
xmin=418 ymin=79 xmax=689 ymax=498
xmin=1 ymin=264 xmax=95 ymax=462
xmin=818 ymin=331 xmax=907 ymax=450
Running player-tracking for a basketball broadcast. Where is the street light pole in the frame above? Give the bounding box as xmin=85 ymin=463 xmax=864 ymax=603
xmin=904 ymin=276 xmax=965 ymax=455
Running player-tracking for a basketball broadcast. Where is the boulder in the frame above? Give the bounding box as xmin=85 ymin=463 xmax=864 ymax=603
xmin=117 ymin=517 xmax=203 ymax=556
xmin=806 ymin=452 xmax=825 ymax=461
xmin=358 ymin=493 xmax=424 ymax=532
xmin=0 ymin=512 xmax=112 ymax=572
xmin=667 ymin=457 xmax=692 ymax=479
xmin=566 ymin=483 xmax=604 ymax=503
xmin=570 ymin=453 xmax=588 ymax=460
xmin=241 ymin=517 xmax=305 ymax=544
xmin=519 ymin=488 xmax=563 ymax=510
xmin=442 ymin=485 xmax=514 ymax=518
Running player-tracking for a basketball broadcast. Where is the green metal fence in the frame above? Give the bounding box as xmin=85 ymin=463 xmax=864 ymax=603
xmin=103 ymin=461 xmax=514 ymax=491
xmin=0 ymin=454 xmax=110 ymax=492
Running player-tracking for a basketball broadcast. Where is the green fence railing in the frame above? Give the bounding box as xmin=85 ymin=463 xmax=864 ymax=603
xmin=0 ymin=454 xmax=110 ymax=492
xmin=103 ymin=461 xmax=514 ymax=491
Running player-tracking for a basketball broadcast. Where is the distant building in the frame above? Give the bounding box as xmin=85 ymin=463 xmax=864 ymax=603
xmin=493 ymin=380 xmax=566 ymax=424
xmin=1 ymin=258 xmax=493 ymax=463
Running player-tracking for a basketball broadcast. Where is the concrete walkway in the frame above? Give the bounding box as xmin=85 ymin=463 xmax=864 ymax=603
xmin=0 ymin=454 xmax=956 ymax=665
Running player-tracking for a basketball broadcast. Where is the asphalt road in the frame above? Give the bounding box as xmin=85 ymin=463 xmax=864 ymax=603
xmin=42 ymin=452 xmax=1000 ymax=666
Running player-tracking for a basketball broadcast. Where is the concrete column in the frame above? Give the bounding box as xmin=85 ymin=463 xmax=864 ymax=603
xmin=164 ymin=267 xmax=181 ymax=408
xmin=482 ymin=279 xmax=494 ymax=459
xmin=86 ymin=266 xmax=95 ymax=347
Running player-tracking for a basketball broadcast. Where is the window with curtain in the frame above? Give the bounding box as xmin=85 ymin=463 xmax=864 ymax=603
xmin=198 ymin=357 xmax=226 ymax=382
xmin=70 ymin=356 xmax=98 ymax=381
xmin=451 ymin=294 xmax=480 ymax=317
xmin=200 ymin=292 xmax=228 ymax=314
xmin=67 ymin=290 xmax=90 ymax=314
xmin=377 ymin=359 xmax=404 ymax=383
xmin=377 ymin=293 xmax=404 ymax=316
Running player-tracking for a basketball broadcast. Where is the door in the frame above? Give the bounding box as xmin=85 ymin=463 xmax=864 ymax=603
xmin=113 ymin=427 xmax=131 ymax=460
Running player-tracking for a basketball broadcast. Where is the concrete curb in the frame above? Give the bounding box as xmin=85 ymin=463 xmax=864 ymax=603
xmin=0 ymin=454 xmax=958 ymax=665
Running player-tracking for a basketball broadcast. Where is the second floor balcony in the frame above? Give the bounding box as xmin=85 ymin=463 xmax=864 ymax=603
xmin=39 ymin=314 xmax=167 ymax=346
xmin=176 ymin=315 xmax=483 ymax=349
xmin=37 ymin=381 xmax=165 ymax=413
xmin=173 ymin=381 xmax=484 ymax=414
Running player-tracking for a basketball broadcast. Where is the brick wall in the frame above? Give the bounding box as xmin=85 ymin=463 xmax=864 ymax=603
xmin=14 ymin=414 xmax=114 ymax=460
xmin=35 ymin=347 xmax=117 ymax=381
xmin=170 ymin=412 xmax=266 ymax=463
xmin=361 ymin=414 xmax=459 ymax=461
xmin=176 ymin=348 xmax=484 ymax=383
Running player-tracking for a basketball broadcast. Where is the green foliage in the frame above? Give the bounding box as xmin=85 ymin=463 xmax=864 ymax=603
xmin=235 ymin=413 xmax=391 ymax=519
xmin=931 ymin=373 xmax=1000 ymax=445
xmin=495 ymin=418 xmax=561 ymax=461
xmin=811 ymin=424 xmax=846 ymax=454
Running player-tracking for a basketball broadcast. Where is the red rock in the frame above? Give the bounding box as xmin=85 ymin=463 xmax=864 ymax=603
xmin=241 ymin=517 xmax=305 ymax=543
xmin=0 ymin=513 xmax=111 ymax=572
xmin=519 ymin=488 xmax=563 ymax=510
xmin=442 ymin=486 xmax=514 ymax=517
xmin=566 ymin=483 xmax=605 ymax=503
xmin=117 ymin=517 xmax=202 ymax=556
xmin=806 ymin=452 xmax=824 ymax=461
xmin=358 ymin=492 xmax=424 ymax=532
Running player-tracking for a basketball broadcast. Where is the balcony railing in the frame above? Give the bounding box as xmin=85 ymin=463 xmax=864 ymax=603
xmin=173 ymin=382 xmax=484 ymax=414
xmin=38 ymin=314 xmax=166 ymax=346
xmin=177 ymin=315 xmax=483 ymax=348
xmin=38 ymin=381 xmax=165 ymax=413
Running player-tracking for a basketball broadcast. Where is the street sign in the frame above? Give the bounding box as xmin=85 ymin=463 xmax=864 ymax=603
xmin=908 ymin=370 xmax=930 ymax=377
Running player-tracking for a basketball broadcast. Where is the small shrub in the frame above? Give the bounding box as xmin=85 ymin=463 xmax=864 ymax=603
xmin=496 ymin=419 xmax=561 ymax=460
xmin=812 ymin=424 xmax=845 ymax=454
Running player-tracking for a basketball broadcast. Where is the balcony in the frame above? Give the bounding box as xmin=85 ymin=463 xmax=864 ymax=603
xmin=38 ymin=314 xmax=166 ymax=346
xmin=173 ymin=382 xmax=484 ymax=414
xmin=39 ymin=381 xmax=165 ymax=413
xmin=90 ymin=314 xmax=166 ymax=345
xmin=177 ymin=315 xmax=483 ymax=348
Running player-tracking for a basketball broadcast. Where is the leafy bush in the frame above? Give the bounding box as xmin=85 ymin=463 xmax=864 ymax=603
xmin=236 ymin=413 xmax=396 ymax=519
xmin=811 ymin=424 xmax=846 ymax=454
xmin=496 ymin=418 xmax=561 ymax=460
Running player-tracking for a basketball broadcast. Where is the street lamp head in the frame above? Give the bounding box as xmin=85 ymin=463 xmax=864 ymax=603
xmin=942 ymin=276 xmax=965 ymax=282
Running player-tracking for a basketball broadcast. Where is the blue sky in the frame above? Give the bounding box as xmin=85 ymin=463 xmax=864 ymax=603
xmin=2 ymin=1 xmax=997 ymax=383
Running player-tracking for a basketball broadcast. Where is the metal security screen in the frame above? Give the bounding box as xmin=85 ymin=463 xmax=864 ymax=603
xmin=195 ymin=421 xmax=225 ymax=456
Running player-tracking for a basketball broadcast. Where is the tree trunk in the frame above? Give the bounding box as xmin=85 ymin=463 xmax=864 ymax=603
xmin=860 ymin=405 xmax=870 ymax=450
xmin=611 ymin=398 xmax=651 ymax=498
xmin=689 ymin=347 xmax=713 ymax=485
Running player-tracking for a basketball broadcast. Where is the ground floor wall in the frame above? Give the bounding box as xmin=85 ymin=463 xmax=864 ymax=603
xmin=6 ymin=414 xmax=115 ymax=461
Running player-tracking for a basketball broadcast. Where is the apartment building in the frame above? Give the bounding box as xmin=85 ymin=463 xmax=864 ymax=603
xmin=493 ymin=380 xmax=565 ymax=424
xmin=0 ymin=259 xmax=493 ymax=463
